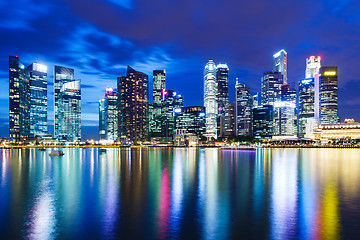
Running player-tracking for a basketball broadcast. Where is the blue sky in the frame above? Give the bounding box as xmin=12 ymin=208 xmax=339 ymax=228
xmin=0 ymin=0 xmax=359 ymax=139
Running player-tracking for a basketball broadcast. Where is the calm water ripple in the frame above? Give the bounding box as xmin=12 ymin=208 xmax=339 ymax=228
xmin=0 ymin=148 xmax=360 ymax=239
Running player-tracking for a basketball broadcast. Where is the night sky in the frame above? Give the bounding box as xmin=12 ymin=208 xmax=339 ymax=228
xmin=1 ymin=0 xmax=359 ymax=139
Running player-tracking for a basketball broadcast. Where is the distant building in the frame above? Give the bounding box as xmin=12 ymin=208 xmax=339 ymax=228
xmin=298 ymin=78 xmax=315 ymax=138
xmin=216 ymin=63 xmax=229 ymax=113
xmin=28 ymin=63 xmax=48 ymax=138
xmin=152 ymin=70 xmax=166 ymax=137
xmin=118 ymin=66 xmax=149 ymax=144
xmin=252 ymin=93 xmax=259 ymax=109
xmin=235 ymin=80 xmax=252 ymax=136
xmin=273 ymin=49 xmax=287 ymax=84
xmin=320 ymin=66 xmax=339 ymax=124
xmin=54 ymin=66 xmax=75 ymax=140
xmin=253 ymin=105 xmax=274 ymax=140
xmin=99 ymin=99 xmax=106 ymax=140
xmin=104 ymin=87 xmax=118 ymax=141
xmin=224 ymin=102 xmax=236 ymax=137
xmin=9 ymin=56 xmax=30 ymax=142
xmin=57 ymin=80 xmax=81 ymax=142
xmin=305 ymin=56 xmax=321 ymax=119
xmin=204 ymin=60 xmax=218 ymax=139
xmin=261 ymin=71 xmax=283 ymax=106
xmin=161 ymin=89 xmax=184 ymax=142
xmin=313 ymin=120 xmax=360 ymax=144
xmin=175 ymin=106 xmax=206 ymax=137
xmin=273 ymin=101 xmax=296 ymax=137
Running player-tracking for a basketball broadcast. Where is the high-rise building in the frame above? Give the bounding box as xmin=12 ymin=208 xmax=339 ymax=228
xmin=99 ymin=99 xmax=106 ymax=140
xmin=57 ymin=80 xmax=81 ymax=142
xmin=252 ymin=105 xmax=274 ymax=139
xmin=298 ymin=78 xmax=315 ymax=138
xmin=305 ymin=56 xmax=321 ymax=119
xmin=252 ymin=94 xmax=259 ymax=109
xmin=204 ymin=60 xmax=218 ymax=139
xmin=175 ymin=106 xmax=206 ymax=137
xmin=104 ymin=87 xmax=118 ymax=141
xmin=152 ymin=70 xmax=166 ymax=137
xmin=9 ymin=56 xmax=30 ymax=142
xmin=261 ymin=71 xmax=283 ymax=106
xmin=320 ymin=67 xmax=339 ymax=124
xmin=28 ymin=63 xmax=48 ymax=138
xmin=273 ymin=101 xmax=296 ymax=136
xmin=224 ymin=102 xmax=236 ymax=137
xmin=161 ymin=89 xmax=184 ymax=142
xmin=54 ymin=66 xmax=75 ymax=139
xmin=118 ymin=66 xmax=149 ymax=144
xmin=235 ymin=80 xmax=252 ymax=136
xmin=273 ymin=49 xmax=287 ymax=84
xmin=216 ymin=63 xmax=229 ymax=113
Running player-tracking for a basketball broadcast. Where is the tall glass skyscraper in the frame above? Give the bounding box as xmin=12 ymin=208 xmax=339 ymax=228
xmin=203 ymin=60 xmax=218 ymax=139
xmin=261 ymin=71 xmax=283 ymax=106
xmin=28 ymin=63 xmax=48 ymax=137
xmin=298 ymin=78 xmax=315 ymax=138
xmin=54 ymin=66 xmax=75 ymax=140
xmin=273 ymin=49 xmax=287 ymax=84
xmin=104 ymin=87 xmax=118 ymax=141
xmin=152 ymin=70 xmax=166 ymax=138
xmin=252 ymin=105 xmax=274 ymax=139
xmin=118 ymin=66 xmax=149 ymax=144
xmin=305 ymin=56 xmax=321 ymax=119
xmin=235 ymin=80 xmax=253 ymax=136
xmin=9 ymin=56 xmax=30 ymax=141
xmin=57 ymin=80 xmax=81 ymax=142
xmin=216 ymin=63 xmax=229 ymax=113
xmin=320 ymin=66 xmax=339 ymax=124
xmin=175 ymin=106 xmax=206 ymax=137
xmin=99 ymin=99 xmax=106 ymax=140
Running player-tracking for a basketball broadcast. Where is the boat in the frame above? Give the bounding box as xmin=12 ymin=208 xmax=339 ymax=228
xmin=39 ymin=148 xmax=46 ymax=151
xmin=49 ymin=150 xmax=64 ymax=156
xmin=99 ymin=148 xmax=106 ymax=153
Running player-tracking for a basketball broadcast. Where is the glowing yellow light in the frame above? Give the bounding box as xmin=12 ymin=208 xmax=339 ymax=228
xmin=324 ymin=71 xmax=336 ymax=76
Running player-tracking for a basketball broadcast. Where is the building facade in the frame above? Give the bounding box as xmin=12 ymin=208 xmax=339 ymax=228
xmin=118 ymin=66 xmax=149 ymax=144
xmin=99 ymin=99 xmax=106 ymax=140
xmin=235 ymin=80 xmax=252 ymax=136
xmin=298 ymin=78 xmax=315 ymax=138
xmin=261 ymin=71 xmax=283 ymax=106
xmin=273 ymin=101 xmax=296 ymax=137
xmin=305 ymin=56 xmax=321 ymax=120
xmin=175 ymin=106 xmax=206 ymax=137
xmin=216 ymin=63 xmax=229 ymax=113
xmin=252 ymin=105 xmax=274 ymax=140
xmin=204 ymin=60 xmax=218 ymax=139
xmin=273 ymin=49 xmax=287 ymax=84
xmin=104 ymin=87 xmax=118 ymax=141
xmin=224 ymin=102 xmax=236 ymax=137
xmin=152 ymin=70 xmax=166 ymax=137
xmin=320 ymin=66 xmax=339 ymax=124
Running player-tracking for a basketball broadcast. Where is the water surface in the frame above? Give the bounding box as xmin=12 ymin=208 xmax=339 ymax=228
xmin=1 ymin=148 xmax=360 ymax=239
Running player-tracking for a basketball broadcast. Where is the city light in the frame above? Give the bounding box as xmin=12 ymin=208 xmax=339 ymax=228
xmin=324 ymin=71 xmax=336 ymax=76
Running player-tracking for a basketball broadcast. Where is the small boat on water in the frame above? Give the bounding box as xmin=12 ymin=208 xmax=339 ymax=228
xmin=49 ymin=150 xmax=64 ymax=156
xmin=39 ymin=148 xmax=46 ymax=151
xmin=99 ymin=148 xmax=106 ymax=153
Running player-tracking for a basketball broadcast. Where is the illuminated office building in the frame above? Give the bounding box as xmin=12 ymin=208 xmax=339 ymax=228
xmin=102 ymin=87 xmax=118 ymax=141
xmin=273 ymin=49 xmax=287 ymax=84
xmin=252 ymin=93 xmax=259 ymax=109
xmin=273 ymin=101 xmax=296 ymax=137
xmin=305 ymin=56 xmax=321 ymax=119
xmin=152 ymin=70 xmax=166 ymax=137
xmin=235 ymin=80 xmax=252 ymax=136
xmin=99 ymin=99 xmax=106 ymax=140
xmin=54 ymin=66 xmax=75 ymax=139
xmin=57 ymin=80 xmax=81 ymax=142
xmin=161 ymin=89 xmax=183 ymax=141
xmin=216 ymin=63 xmax=229 ymax=113
xmin=204 ymin=60 xmax=218 ymax=138
xmin=224 ymin=102 xmax=236 ymax=137
xmin=27 ymin=63 xmax=48 ymax=137
xmin=298 ymin=78 xmax=315 ymax=138
xmin=252 ymin=105 xmax=274 ymax=139
xmin=9 ymin=56 xmax=30 ymax=141
xmin=175 ymin=106 xmax=206 ymax=137
xmin=320 ymin=66 xmax=339 ymax=124
xmin=118 ymin=66 xmax=149 ymax=143
xmin=261 ymin=72 xmax=283 ymax=106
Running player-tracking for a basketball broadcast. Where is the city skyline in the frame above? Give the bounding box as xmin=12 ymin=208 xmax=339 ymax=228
xmin=1 ymin=0 xmax=360 ymax=139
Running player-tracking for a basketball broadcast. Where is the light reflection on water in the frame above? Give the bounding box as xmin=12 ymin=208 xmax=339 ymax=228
xmin=0 ymin=148 xmax=360 ymax=239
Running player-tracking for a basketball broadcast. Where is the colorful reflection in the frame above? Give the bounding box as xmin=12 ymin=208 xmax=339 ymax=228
xmin=0 ymin=148 xmax=359 ymax=239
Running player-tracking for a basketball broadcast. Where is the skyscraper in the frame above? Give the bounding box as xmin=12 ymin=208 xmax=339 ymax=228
xmin=175 ymin=106 xmax=206 ymax=137
xmin=261 ymin=71 xmax=283 ymax=106
xmin=9 ymin=56 xmax=30 ymax=142
xmin=216 ymin=63 xmax=229 ymax=113
xmin=118 ymin=66 xmax=149 ymax=144
xmin=252 ymin=105 xmax=274 ymax=139
xmin=28 ymin=63 xmax=48 ymax=137
xmin=224 ymin=102 xmax=236 ymax=137
xmin=152 ymin=70 xmax=166 ymax=138
xmin=235 ymin=80 xmax=252 ymax=136
xmin=298 ymin=78 xmax=315 ymax=138
xmin=305 ymin=56 xmax=321 ymax=119
xmin=273 ymin=101 xmax=296 ymax=136
xmin=204 ymin=60 xmax=218 ymax=139
xmin=54 ymin=66 xmax=75 ymax=139
xmin=161 ymin=89 xmax=184 ymax=142
xmin=57 ymin=80 xmax=81 ymax=142
xmin=104 ymin=87 xmax=118 ymax=141
xmin=273 ymin=49 xmax=287 ymax=84
xmin=99 ymin=99 xmax=106 ymax=140
xmin=320 ymin=66 xmax=339 ymax=124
